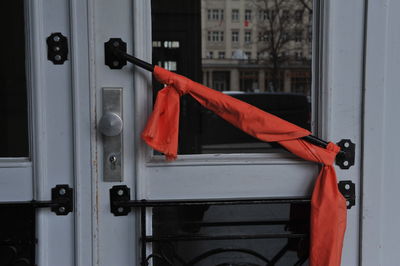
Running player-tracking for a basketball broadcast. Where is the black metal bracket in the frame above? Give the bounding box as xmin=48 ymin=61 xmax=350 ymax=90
xmin=105 ymin=38 xmax=127 ymax=69
xmin=335 ymin=139 xmax=356 ymax=169
xmin=46 ymin=33 xmax=68 ymax=64
xmin=338 ymin=180 xmax=356 ymax=209
xmin=110 ymin=182 xmax=356 ymax=216
xmin=0 ymin=185 xmax=73 ymax=216
xmin=110 ymin=185 xmax=131 ymax=216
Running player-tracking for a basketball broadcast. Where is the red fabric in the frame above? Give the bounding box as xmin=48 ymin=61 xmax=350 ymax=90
xmin=142 ymin=66 xmax=347 ymax=266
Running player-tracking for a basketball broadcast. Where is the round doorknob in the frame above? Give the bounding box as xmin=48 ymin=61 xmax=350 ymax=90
xmin=99 ymin=112 xmax=123 ymax=136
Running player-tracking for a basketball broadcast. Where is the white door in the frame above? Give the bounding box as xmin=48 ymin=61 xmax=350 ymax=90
xmin=92 ymin=0 xmax=363 ymax=265
xmin=0 ymin=0 xmax=91 ymax=265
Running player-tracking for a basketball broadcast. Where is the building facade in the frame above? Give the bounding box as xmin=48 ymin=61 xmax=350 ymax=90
xmin=201 ymin=0 xmax=312 ymax=94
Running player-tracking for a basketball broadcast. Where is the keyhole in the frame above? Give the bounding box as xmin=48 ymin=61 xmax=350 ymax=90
xmin=109 ymin=155 xmax=117 ymax=170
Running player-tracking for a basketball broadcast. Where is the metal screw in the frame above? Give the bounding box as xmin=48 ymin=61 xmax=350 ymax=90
xmin=113 ymin=41 xmax=119 ymax=47
xmin=344 ymin=142 xmax=350 ymax=148
xmin=117 ymin=207 xmax=124 ymax=213
xmin=345 ymin=184 xmax=350 ymax=190
xmin=112 ymin=61 xmax=119 ymax=67
xmin=59 ymin=206 xmax=66 ymax=213
xmin=59 ymin=188 xmax=66 ymax=195
xmin=346 ymin=201 xmax=350 ymax=207
xmin=53 ymin=35 xmax=60 ymax=42
xmin=109 ymin=155 xmax=117 ymax=164
xmin=117 ymin=189 xmax=124 ymax=196
xmin=343 ymin=161 xmax=349 ymax=166
xmin=53 ymin=46 xmax=61 ymax=52
xmin=54 ymin=55 xmax=62 ymax=61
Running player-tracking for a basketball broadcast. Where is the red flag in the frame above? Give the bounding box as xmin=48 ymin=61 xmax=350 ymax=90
xmin=142 ymin=66 xmax=347 ymax=266
xmin=244 ymin=20 xmax=249 ymax=27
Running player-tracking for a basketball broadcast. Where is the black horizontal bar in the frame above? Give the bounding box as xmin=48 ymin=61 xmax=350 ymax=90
xmin=109 ymin=46 xmax=346 ymax=157
xmin=153 ymin=219 xmax=295 ymax=227
xmin=117 ymin=197 xmax=311 ymax=208
xmin=0 ymin=200 xmax=57 ymax=208
xmin=111 ymin=47 xmax=154 ymax=72
xmin=144 ymin=233 xmax=308 ymax=242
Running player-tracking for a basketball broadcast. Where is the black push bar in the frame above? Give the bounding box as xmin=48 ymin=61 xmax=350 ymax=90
xmin=104 ymin=38 xmax=355 ymax=164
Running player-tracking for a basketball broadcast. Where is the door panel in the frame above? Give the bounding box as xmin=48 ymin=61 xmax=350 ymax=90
xmin=0 ymin=0 xmax=82 ymax=265
xmin=91 ymin=0 xmax=363 ymax=265
xmin=145 ymin=161 xmax=317 ymax=199
xmin=135 ymin=1 xmax=362 ymax=266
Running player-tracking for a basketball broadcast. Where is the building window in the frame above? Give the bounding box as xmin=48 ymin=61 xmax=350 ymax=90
xmin=294 ymin=30 xmax=303 ymax=42
xmin=294 ymin=51 xmax=303 ymax=60
xmin=206 ymin=51 xmax=214 ymax=59
xmin=294 ymin=10 xmax=303 ymax=22
xmin=244 ymin=9 xmax=252 ymax=21
xmin=208 ymin=9 xmax=224 ymax=20
xmin=244 ymin=51 xmax=251 ymax=59
xmin=232 ymin=31 xmax=239 ymax=42
xmin=232 ymin=9 xmax=239 ymax=21
xmin=218 ymin=51 xmax=225 ymax=59
xmin=258 ymin=10 xmax=268 ymax=21
xmin=210 ymin=31 xmax=224 ymax=42
xmin=281 ymin=32 xmax=289 ymax=41
xmin=258 ymin=31 xmax=270 ymax=42
xmin=212 ymin=9 xmax=219 ymax=20
xmin=244 ymin=31 xmax=252 ymax=43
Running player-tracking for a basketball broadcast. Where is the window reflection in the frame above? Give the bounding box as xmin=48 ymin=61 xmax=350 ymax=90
xmin=152 ymin=0 xmax=313 ymax=155
xmin=0 ymin=0 xmax=29 ymax=157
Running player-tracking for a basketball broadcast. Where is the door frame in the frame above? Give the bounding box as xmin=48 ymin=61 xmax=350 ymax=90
xmin=28 ymin=0 xmax=92 ymax=265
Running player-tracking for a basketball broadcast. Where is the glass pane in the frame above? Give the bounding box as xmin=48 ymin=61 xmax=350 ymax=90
xmin=151 ymin=204 xmax=310 ymax=265
xmin=152 ymin=0 xmax=313 ymax=155
xmin=0 ymin=0 xmax=29 ymax=157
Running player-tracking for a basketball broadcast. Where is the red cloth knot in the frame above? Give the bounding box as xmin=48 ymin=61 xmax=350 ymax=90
xmin=154 ymin=66 xmax=190 ymax=96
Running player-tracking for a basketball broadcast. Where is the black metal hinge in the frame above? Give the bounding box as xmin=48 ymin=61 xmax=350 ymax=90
xmin=338 ymin=180 xmax=356 ymax=209
xmin=110 ymin=182 xmax=356 ymax=216
xmin=47 ymin=32 xmax=68 ymax=64
xmin=336 ymin=139 xmax=356 ymax=169
xmin=0 ymin=185 xmax=73 ymax=215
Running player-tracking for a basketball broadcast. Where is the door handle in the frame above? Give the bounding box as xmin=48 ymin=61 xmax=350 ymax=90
xmin=99 ymin=112 xmax=123 ymax=137
xmin=99 ymin=87 xmax=123 ymax=182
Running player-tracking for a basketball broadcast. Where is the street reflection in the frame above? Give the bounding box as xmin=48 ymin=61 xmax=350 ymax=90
xmin=152 ymin=0 xmax=313 ymax=155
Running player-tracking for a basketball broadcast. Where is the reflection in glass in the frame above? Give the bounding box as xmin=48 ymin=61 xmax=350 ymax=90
xmin=0 ymin=0 xmax=29 ymax=157
xmin=152 ymin=204 xmax=310 ymax=265
xmin=152 ymin=0 xmax=313 ymax=154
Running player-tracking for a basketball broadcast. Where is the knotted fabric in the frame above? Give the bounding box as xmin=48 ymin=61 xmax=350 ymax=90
xmin=142 ymin=66 xmax=347 ymax=266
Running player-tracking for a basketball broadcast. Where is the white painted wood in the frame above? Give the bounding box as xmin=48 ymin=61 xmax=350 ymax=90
xmin=360 ymin=0 xmax=387 ymax=265
xmin=69 ymin=0 xmax=93 ymax=265
xmin=321 ymin=0 xmax=365 ymax=265
xmin=0 ymin=163 xmax=32 ymax=201
xmin=361 ymin=0 xmax=400 ymax=265
xmin=90 ymin=0 xmax=138 ymax=264
xmin=26 ymin=0 xmax=76 ymax=265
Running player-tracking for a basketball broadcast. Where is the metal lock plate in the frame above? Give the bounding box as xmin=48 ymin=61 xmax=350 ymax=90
xmin=101 ymin=88 xmax=123 ymax=182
